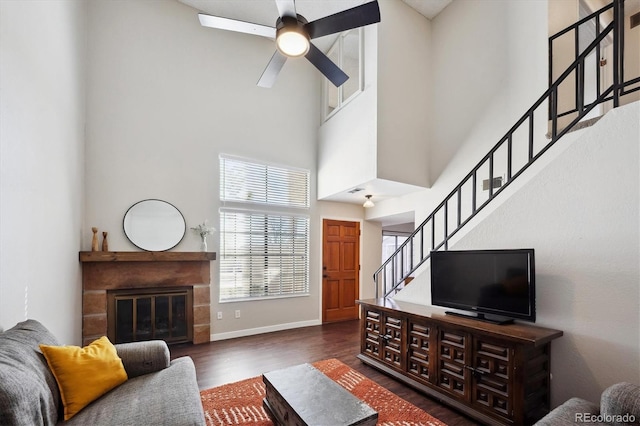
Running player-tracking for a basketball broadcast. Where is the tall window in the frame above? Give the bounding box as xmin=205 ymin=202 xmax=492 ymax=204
xmin=324 ymin=28 xmax=363 ymax=120
xmin=382 ymin=231 xmax=411 ymax=285
xmin=219 ymin=155 xmax=310 ymax=301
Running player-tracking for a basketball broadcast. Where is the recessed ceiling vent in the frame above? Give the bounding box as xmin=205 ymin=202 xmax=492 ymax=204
xmin=348 ymin=187 xmax=365 ymax=194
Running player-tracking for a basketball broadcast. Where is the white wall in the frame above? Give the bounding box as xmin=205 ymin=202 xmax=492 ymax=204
xmin=84 ymin=0 xmax=380 ymax=338
xmin=368 ymin=0 xmax=548 ymax=233
xmin=428 ymin=0 xmax=548 ymax=186
xmin=317 ymin=25 xmax=378 ymax=199
xmin=376 ymin=0 xmax=431 ymax=187
xmin=318 ymin=0 xmax=432 ymax=200
xmin=396 ymin=101 xmax=640 ymax=406
xmin=0 ymin=1 xmax=86 ymax=343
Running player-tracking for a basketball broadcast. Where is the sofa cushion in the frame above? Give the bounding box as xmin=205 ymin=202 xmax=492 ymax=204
xmin=40 ymin=336 xmax=128 ymax=420
xmin=0 ymin=319 xmax=61 ymax=425
xmin=64 ymin=357 xmax=205 ymax=425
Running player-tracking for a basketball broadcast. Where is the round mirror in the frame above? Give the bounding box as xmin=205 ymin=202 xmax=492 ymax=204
xmin=123 ymin=199 xmax=186 ymax=251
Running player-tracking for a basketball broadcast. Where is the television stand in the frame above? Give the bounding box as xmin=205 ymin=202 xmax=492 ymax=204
xmin=445 ymin=310 xmax=514 ymax=325
xmin=357 ymin=298 xmax=563 ymax=425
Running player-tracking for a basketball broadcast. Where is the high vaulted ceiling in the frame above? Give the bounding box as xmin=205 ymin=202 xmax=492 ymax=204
xmin=178 ymin=0 xmax=451 ymax=22
xmin=178 ymin=0 xmax=452 ymax=51
xmin=175 ymin=0 xmax=451 ymax=222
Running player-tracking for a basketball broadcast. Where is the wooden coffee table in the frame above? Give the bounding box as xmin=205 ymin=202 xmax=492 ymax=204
xmin=262 ymin=363 xmax=378 ymax=426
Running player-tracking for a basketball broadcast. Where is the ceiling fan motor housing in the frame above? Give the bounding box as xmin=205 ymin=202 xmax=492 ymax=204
xmin=275 ymin=15 xmax=310 ymax=57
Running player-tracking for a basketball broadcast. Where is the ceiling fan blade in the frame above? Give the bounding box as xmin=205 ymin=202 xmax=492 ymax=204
xmin=305 ymin=43 xmax=349 ymax=87
xmin=275 ymin=0 xmax=297 ymax=18
xmin=198 ymin=13 xmax=276 ymax=39
xmin=305 ymin=1 xmax=380 ymax=40
xmin=257 ymin=51 xmax=288 ymax=88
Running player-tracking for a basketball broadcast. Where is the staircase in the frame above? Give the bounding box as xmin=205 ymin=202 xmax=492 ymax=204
xmin=375 ymin=0 xmax=639 ymax=298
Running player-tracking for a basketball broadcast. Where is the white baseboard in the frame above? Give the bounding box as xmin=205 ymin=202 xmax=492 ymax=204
xmin=210 ymin=319 xmax=322 ymax=341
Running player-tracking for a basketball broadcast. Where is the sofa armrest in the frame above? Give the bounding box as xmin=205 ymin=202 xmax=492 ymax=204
xmin=600 ymin=382 xmax=640 ymax=425
xmin=115 ymin=340 xmax=170 ymax=379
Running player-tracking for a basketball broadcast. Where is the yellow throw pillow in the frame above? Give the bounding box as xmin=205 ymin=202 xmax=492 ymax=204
xmin=40 ymin=336 xmax=128 ymax=420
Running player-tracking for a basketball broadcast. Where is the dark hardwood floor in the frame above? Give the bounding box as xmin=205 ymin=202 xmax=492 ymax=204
xmin=171 ymin=320 xmax=479 ymax=426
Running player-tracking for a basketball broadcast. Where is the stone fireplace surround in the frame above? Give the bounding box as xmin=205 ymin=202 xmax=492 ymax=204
xmin=80 ymin=251 xmax=215 ymax=346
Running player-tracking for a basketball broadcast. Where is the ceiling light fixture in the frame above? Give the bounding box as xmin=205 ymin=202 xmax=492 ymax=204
xmin=363 ymin=195 xmax=374 ymax=208
xmin=275 ymin=16 xmax=310 ymax=57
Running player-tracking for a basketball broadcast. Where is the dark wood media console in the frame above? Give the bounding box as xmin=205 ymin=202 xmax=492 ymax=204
xmin=357 ymin=298 xmax=563 ymax=426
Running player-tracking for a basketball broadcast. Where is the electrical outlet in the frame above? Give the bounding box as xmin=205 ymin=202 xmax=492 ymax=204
xmin=235 ymin=310 xmax=241 ymax=319
xmin=217 ymin=312 xmax=223 ymax=320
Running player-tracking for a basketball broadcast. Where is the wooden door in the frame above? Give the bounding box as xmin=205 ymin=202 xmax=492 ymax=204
xmin=322 ymin=219 xmax=360 ymax=323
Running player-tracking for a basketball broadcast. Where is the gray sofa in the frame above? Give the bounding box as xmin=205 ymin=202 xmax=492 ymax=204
xmin=0 ymin=319 xmax=205 ymax=425
xmin=535 ymin=382 xmax=640 ymax=425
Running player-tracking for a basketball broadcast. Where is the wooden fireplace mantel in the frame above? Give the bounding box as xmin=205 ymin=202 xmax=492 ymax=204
xmin=80 ymin=251 xmax=216 ymax=346
xmin=79 ymin=251 xmax=216 ymax=262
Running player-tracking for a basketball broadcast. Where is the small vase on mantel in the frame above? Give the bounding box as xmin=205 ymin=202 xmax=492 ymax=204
xmin=91 ymin=227 xmax=99 ymax=251
xmin=102 ymin=232 xmax=109 ymax=251
xmin=191 ymin=221 xmax=215 ymax=252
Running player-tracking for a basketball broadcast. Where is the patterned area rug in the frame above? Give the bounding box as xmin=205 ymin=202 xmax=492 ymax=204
xmin=200 ymin=358 xmax=447 ymax=426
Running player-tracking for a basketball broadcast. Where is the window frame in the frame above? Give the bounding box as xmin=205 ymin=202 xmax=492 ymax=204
xmin=323 ymin=28 xmax=364 ymax=121
xmin=218 ymin=155 xmax=311 ymax=303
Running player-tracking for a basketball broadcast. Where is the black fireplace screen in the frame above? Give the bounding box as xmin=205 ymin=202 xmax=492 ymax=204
xmin=108 ymin=288 xmax=193 ymax=344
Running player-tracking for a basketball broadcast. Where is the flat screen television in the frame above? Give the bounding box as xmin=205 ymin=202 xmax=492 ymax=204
xmin=430 ymin=249 xmax=536 ymax=324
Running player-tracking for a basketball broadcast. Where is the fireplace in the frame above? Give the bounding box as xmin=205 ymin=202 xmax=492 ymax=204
xmin=108 ymin=288 xmax=193 ymax=344
xmin=80 ymin=251 xmax=215 ymax=346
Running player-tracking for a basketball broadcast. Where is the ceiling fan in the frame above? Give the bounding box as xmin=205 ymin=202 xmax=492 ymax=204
xmin=198 ymin=0 xmax=380 ymax=88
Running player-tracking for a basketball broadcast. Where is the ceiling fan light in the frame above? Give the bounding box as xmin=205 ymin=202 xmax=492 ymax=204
xmin=276 ymin=25 xmax=309 ymax=57
xmin=363 ymin=195 xmax=374 ymax=208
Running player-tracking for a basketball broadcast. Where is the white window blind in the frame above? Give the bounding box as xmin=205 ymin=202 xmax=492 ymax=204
xmin=220 ymin=155 xmax=309 ymax=208
xmin=219 ymin=155 xmax=310 ymax=301
xmin=219 ymin=210 xmax=309 ymax=300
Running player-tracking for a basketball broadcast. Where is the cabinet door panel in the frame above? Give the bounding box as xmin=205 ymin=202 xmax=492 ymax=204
xmin=437 ymin=328 xmax=469 ymax=398
xmin=362 ymin=309 xmax=381 ymax=357
xmin=381 ymin=314 xmax=404 ymax=369
xmin=472 ymin=337 xmax=514 ymax=419
xmin=364 ymin=331 xmax=380 ymax=357
xmin=407 ymin=321 xmax=432 ymax=383
xmin=364 ymin=310 xmax=380 ymax=332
